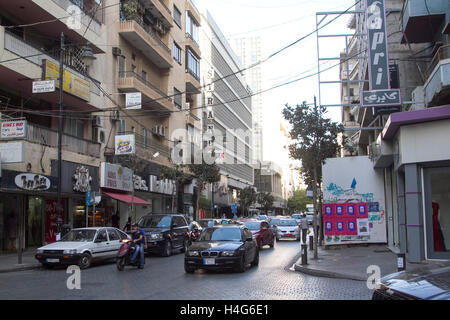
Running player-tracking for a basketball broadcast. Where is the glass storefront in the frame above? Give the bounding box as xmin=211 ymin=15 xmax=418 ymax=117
xmin=424 ymin=166 xmax=450 ymax=259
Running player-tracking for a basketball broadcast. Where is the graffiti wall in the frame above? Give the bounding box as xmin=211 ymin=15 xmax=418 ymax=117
xmin=322 ymin=156 xmax=387 ymax=245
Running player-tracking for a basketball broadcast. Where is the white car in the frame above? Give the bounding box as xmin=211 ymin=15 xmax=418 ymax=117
xmin=275 ymin=219 xmax=300 ymax=241
xmin=35 ymin=227 xmax=130 ymax=269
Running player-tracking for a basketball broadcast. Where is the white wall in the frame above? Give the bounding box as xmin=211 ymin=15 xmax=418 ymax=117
xmin=322 ymin=156 xmax=387 ymax=245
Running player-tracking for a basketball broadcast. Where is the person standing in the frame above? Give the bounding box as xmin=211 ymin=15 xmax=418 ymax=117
xmin=301 ymin=213 xmax=309 ymax=244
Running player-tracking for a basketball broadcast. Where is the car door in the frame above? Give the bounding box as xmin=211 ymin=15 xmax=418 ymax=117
xmin=173 ymin=216 xmax=188 ymax=248
xmin=92 ymin=229 xmax=109 ymax=260
xmin=243 ymin=228 xmax=256 ymax=264
xmin=107 ymin=228 xmax=122 ymax=258
xmin=261 ymin=221 xmax=271 ymax=245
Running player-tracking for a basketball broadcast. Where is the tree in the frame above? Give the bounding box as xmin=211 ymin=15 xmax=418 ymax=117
xmin=188 ymin=161 xmax=220 ymax=220
xmin=282 ymin=98 xmax=343 ymax=259
xmin=160 ymin=161 xmax=191 ymax=214
xmin=238 ymin=187 xmax=257 ymax=217
xmin=287 ymin=189 xmax=311 ymax=213
xmin=258 ymin=192 xmax=274 ymax=215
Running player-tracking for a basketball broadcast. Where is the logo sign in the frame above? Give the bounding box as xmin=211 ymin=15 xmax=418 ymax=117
xmin=15 ymin=173 xmax=51 ymax=191
xmin=115 ymin=134 xmax=135 ymax=155
xmin=133 ymin=175 xmax=149 ymax=191
xmin=32 ymin=80 xmax=55 ymax=94
xmin=366 ymin=0 xmax=389 ymax=90
xmin=1 ymin=120 xmax=27 ymax=139
xmin=73 ymin=166 xmax=92 ymax=192
xmin=100 ymin=162 xmax=133 ymax=192
xmin=126 ymin=92 xmax=142 ymax=110
xmin=362 ymin=89 xmax=402 ymax=107
xmin=149 ymin=175 xmax=175 ymax=195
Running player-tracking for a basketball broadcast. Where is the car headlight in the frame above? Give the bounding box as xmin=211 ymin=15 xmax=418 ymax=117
xmin=150 ymin=233 xmax=164 ymax=240
xmin=63 ymin=249 xmax=77 ymax=254
xmin=221 ymin=251 xmax=237 ymax=257
xmin=187 ymin=250 xmax=199 ymax=257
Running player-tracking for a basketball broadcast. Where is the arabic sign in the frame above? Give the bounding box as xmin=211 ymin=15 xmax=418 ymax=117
xmin=43 ymin=59 xmax=90 ymax=102
xmin=115 ymin=134 xmax=135 ymax=155
xmin=361 ymin=89 xmax=402 ymax=107
xmin=126 ymin=92 xmax=142 ymax=110
xmin=32 ymin=80 xmax=55 ymax=94
xmin=100 ymin=162 xmax=133 ymax=192
xmin=1 ymin=120 xmax=26 ymax=139
xmin=366 ymin=0 xmax=390 ymax=90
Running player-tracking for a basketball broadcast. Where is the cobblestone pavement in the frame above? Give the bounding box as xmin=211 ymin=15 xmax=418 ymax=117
xmin=0 ymin=241 xmax=373 ymax=300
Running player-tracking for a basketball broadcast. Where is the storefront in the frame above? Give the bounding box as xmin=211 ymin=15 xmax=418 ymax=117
xmin=0 ymin=170 xmax=58 ymax=253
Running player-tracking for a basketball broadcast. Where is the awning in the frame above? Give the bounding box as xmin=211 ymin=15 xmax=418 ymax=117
xmin=103 ymin=192 xmax=151 ymax=206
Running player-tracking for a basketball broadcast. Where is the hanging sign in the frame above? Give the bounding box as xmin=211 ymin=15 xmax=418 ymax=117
xmin=32 ymin=80 xmax=55 ymax=94
xmin=15 ymin=173 xmax=51 ymax=191
xmin=1 ymin=120 xmax=27 ymax=139
xmin=126 ymin=92 xmax=142 ymax=110
xmin=115 ymin=134 xmax=135 ymax=155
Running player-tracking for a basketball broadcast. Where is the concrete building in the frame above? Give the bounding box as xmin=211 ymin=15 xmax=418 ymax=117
xmin=231 ymin=37 xmax=263 ymax=164
xmin=254 ymin=161 xmax=286 ymax=215
xmin=333 ymin=0 xmax=450 ymax=262
xmin=199 ymin=9 xmax=254 ymax=217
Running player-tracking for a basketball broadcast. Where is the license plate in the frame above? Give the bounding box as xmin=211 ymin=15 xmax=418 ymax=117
xmin=46 ymin=258 xmax=59 ymax=263
xmin=203 ymin=258 xmax=215 ymax=265
xmin=285 ymin=234 xmax=293 ymax=237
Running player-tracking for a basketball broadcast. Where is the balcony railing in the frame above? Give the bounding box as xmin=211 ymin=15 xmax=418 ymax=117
xmin=158 ymin=0 xmax=171 ymax=15
xmin=118 ymin=71 xmax=172 ymax=102
xmin=11 ymin=122 xmax=101 ymax=158
xmin=134 ymin=131 xmax=170 ymax=159
xmin=425 ymin=45 xmax=450 ymax=81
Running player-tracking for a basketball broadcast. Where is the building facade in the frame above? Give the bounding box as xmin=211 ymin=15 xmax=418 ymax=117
xmin=254 ymin=161 xmax=286 ymax=215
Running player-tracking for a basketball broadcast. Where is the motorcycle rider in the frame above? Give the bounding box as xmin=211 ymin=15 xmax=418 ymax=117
xmin=131 ymin=224 xmax=146 ymax=269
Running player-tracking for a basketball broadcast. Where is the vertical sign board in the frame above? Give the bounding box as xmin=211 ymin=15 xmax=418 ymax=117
xmin=45 ymin=200 xmax=64 ymax=243
xmin=362 ymin=0 xmax=402 ymax=109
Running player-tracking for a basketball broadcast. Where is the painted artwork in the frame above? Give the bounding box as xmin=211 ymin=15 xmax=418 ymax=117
xmin=322 ymin=156 xmax=387 ymax=245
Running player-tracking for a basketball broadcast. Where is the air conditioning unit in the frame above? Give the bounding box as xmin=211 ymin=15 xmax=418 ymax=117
xmin=94 ymin=128 xmax=106 ymax=144
xmin=92 ymin=115 xmax=103 ymax=127
xmin=111 ymin=110 xmax=120 ymax=121
xmin=158 ymin=125 xmax=166 ymax=137
xmin=112 ymin=47 xmax=122 ymax=57
xmin=152 ymin=125 xmax=159 ymax=135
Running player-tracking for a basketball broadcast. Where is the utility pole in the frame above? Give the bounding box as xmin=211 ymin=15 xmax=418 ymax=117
xmin=313 ymin=96 xmax=319 ymax=260
xmin=56 ymin=32 xmax=65 ymax=239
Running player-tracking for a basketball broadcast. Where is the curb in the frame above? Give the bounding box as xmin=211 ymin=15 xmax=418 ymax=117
xmin=294 ymin=263 xmax=366 ymax=282
xmin=0 ymin=264 xmax=41 ymax=274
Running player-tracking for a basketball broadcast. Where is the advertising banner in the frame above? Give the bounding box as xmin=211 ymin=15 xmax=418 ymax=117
xmin=1 ymin=120 xmax=27 ymax=139
xmin=115 ymin=134 xmax=135 ymax=155
xmin=45 ymin=200 xmax=64 ymax=243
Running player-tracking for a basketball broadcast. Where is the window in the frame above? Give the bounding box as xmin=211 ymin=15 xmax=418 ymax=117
xmin=173 ymin=87 xmax=182 ymax=109
xmin=117 ymin=119 xmax=126 ymax=134
xmin=173 ymin=5 xmax=182 ymax=28
xmin=186 ymin=49 xmax=200 ymax=79
xmin=185 ymin=13 xmax=199 ymax=44
xmin=173 ymin=42 xmax=182 ymax=64
xmin=141 ymin=70 xmax=147 ymax=82
xmin=64 ymin=117 xmax=84 ymax=139
xmin=118 ymin=55 xmax=125 ymax=77
xmin=142 ymin=127 xmax=148 ymax=147
xmin=107 ymin=229 xmax=120 ymax=241
xmin=131 ymin=64 xmax=136 ymax=73
xmin=95 ymin=229 xmax=108 ymax=242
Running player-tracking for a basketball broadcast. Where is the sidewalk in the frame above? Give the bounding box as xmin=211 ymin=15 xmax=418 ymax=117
xmin=294 ymin=243 xmax=446 ymax=281
xmin=0 ymin=250 xmax=41 ymax=273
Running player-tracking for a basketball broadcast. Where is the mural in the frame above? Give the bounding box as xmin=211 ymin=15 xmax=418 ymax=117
xmin=322 ymin=156 xmax=387 ymax=245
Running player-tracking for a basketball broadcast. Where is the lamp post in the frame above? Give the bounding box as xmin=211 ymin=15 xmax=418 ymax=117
xmin=56 ymin=33 xmax=65 ymax=238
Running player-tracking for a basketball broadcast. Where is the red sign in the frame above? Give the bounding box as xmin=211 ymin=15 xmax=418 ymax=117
xmin=45 ymin=200 xmax=64 ymax=243
xmin=323 ymin=203 xmax=368 ymax=236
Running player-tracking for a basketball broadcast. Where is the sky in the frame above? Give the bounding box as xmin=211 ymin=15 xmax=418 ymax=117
xmin=196 ymin=0 xmax=356 ymax=166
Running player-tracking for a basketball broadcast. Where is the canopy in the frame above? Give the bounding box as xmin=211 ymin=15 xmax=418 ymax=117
xmin=103 ymin=192 xmax=150 ymax=206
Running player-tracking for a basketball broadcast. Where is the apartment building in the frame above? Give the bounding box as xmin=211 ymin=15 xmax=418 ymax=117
xmin=199 ymin=10 xmax=254 ymax=217
xmin=254 ymin=161 xmax=285 ymax=215
xmin=0 ymin=0 xmax=107 ymax=252
xmin=102 ymin=0 xmax=202 ymax=222
xmin=334 ymin=0 xmax=450 ymax=262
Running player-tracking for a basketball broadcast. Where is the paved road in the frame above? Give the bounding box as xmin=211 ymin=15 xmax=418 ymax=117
xmin=0 ymin=240 xmax=372 ymax=300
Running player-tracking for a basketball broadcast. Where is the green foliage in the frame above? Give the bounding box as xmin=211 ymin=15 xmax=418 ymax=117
xmin=198 ymin=194 xmax=211 ymax=210
xmin=238 ymin=187 xmax=257 ymax=216
xmin=257 ymin=192 xmax=274 ymax=214
xmin=287 ymin=189 xmax=311 ymax=212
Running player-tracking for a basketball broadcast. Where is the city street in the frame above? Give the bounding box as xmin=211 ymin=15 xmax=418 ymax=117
xmin=0 ymin=240 xmax=372 ymax=300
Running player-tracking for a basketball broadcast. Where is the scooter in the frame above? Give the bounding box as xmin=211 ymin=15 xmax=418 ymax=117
xmin=116 ymin=239 xmax=142 ymax=271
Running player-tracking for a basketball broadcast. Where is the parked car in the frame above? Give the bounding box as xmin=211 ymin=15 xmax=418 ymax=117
xmin=306 ymin=214 xmax=314 ymax=225
xmin=198 ymin=219 xmax=222 ymax=229
xmin=35 ymin=227 xmax=130 ymax=269
xmin=184 ymin=224 xmax=259 ymax=273
xmin=239 ymin=219 xmax=275 ymax=249
xmin=372 ymin=265 xmax=450 ymax=300
xmin=137 ymin=214 xmax=190 ymax=257
xmin=256 ymin=215 xmax=269 ymax=221
xmin=291 ymin=213 xmax=303 ymax=225
xmin=275 ymin=219 xmax=300 ymax=241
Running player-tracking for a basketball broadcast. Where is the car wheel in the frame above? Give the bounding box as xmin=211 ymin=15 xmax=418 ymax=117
xmin=162 ymin=240 xmax=172 ymax=257
xmin=116 ymin=257 xmax=125 ymax=271
xmin=78 ymin=253 xmax=92 ymax=269
xmin=251 ymin=250 xmax=259 ymax=267
xmin=184 ymin=263 xmax=196 ymax=273
xmin=235 ymin=255 xmax=246 ymax=273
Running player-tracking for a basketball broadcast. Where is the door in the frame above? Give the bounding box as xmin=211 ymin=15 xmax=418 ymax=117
xmin=243 ymin=229 xmax=256 ymax=264
xmin=92 ymin=229 xmax=110 ymax=259
xmin=107 ymin=228 xmax=122 ymax=257
xmin=424 ymin=167 xmax=450 ymax=259
xmin=172 ymin=216 xmax=187 ymax=248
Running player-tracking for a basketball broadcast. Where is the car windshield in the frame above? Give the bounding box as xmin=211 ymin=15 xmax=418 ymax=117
xmin=270 ymin=219 xmax=281 ymax=226
xmin=199 ymin=220 xmax=215 ymax=228
xmin=243 ymin=221 xmax=261 ymax=230
xmin=279 ymin=219 xmax=298 ymax=226
xmin=138 ymin=215 xmax=171 ymax=228
xmin=292 ymin=214 xmax=302 ymax=219
xmin=60 ymin=229 xmax=97 ymax=242
xmin=199 ymin=227 xmax=242 ymax=242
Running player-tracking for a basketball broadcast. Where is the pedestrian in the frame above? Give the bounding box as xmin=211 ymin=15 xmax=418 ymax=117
xmin=130 ymin=224 xmax=146 ymax=269
xmin=111 ymin=212 xmax=120 ymax=229
xmin=123 ymin=217 xmax=132 ymax=233
xmin=301 ymin=213 xmax=309 ymax=244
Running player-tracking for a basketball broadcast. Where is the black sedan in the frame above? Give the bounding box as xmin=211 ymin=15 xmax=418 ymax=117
xmin=372 ymin=264 xmax=450 ymax=300
xmin=184 ymin=225 xmax=259 ymax=273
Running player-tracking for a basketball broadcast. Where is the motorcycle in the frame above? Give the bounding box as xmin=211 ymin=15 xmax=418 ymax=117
xmin=116 ymin=239 xmax=142 ymax=271
xmin=189 ymin=227 xmax=202 ymax=245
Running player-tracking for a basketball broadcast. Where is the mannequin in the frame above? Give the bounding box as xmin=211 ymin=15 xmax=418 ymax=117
xmin=432 ymin=202 xmax=446 ymax=252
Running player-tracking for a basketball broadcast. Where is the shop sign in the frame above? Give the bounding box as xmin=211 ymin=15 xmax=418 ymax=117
xmin=149 ymin=175 xmax=175 ymax=195
xmin=133 ymin=175 xmax=149 ymax=191
xmin=100 ymin=162 xmax=133 ymax=192
xmin=1 ymin=120 xmax=27 ymax=139
xmin=115 ymin=134 xmax=135 ymax=155
xmin=0 ymin=142 xmax=25 ymax=163
xmin=361 ymin=89 xmax=401 ymax=108
xmin=45 ymin=200 xmax=64 ymax=243
xmin=32 ymin=80 xmax=55 ymax=94
xmin=14 ymin=173 xmax=51 ymax=191
xmin=126 ymin=92 xmax=142 ymax=110
xmin=72 ymin=166 xmax=92 ymax=192
xmin=43 ymin=59 xmax=90 ymax=102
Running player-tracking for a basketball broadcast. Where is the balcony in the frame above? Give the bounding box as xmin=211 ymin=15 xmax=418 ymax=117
xmin=186 ymin=0 xmax=202 ymax=27
xmin=185 ymin=32 xmax=201 ymax=57
xmin=117 ymin=71 xmax=173 ymax=113
xmin=424 ymin=45 xmax=450 ymax=107
xmin=118 ymin=19 xmax=172 ymax=69
xmin=0 ymin=122 xmax=100 ymax=158
xmin=401 ymin=0 xmax=448 ymax=44
xmin=185 ymin=69 xmax=201 ymax=95
xmin=134 ymin=131 xmax=171 ymax=160
xmin=186 ymin=111 xmax=200 ymax=127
